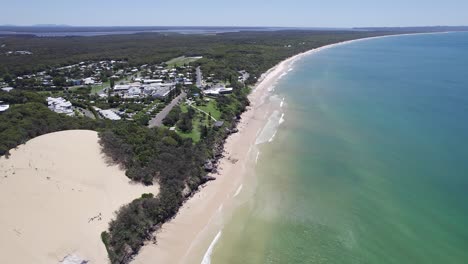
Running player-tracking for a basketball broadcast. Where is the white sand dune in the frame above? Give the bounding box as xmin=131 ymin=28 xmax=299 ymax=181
xmin=0 ymin=130 xmax=158 ymax=264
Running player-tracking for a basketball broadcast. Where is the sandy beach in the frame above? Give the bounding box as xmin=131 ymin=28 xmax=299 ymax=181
xmin=0 ymin=130 xmax=158 ymax=264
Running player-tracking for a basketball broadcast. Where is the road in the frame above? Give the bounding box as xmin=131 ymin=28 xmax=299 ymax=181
xmin=148 ymin=91 xmax=187 ymax=128
xmin=76 ymin=107 xmax=96 ymax=119
xmin=196 ymin=66 xmax=203 ymax=88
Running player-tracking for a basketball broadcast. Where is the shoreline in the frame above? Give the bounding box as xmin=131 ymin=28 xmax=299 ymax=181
xmin=131 ymin=31 xmax=450 ymax=264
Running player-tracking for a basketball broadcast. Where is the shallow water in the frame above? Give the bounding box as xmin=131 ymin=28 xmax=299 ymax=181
xmin=211 ymin=32 xmax=468 ymax=264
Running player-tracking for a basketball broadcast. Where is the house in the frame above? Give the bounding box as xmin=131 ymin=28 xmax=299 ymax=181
xmin=69 ymin=79 xmax=82 ymax=86
xmin=0 ymin=101 xmax=9 ymax=112
xmin=99 ymin=109 xmax=121 ymax=120
xmin=83 ymin=77 xmax=95 ymax=85
xmin=214 ymin=121 xmax=224 ymax=128
xmin=1 ymin=87 xmax=14 ymax=92
xmin=203 ymin=87 xmax=233 ymax=96
xmin=113 ymin=84 xmax=131 ymax=91
xmin=47 ymin=97 xmax=74 ymax=116
xmin=143 ymin=79 xmax=163 ymax=84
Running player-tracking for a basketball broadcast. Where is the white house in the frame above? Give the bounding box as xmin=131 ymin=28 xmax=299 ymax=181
xmin=143 ymin=79 xmax=163 ymax=84
xmin=113 ymin=84 xmax=131 ymax=91
xmin=83 ymin=77 xmax=95 ymax=85
xmin=99 ymin=109 xmax=121 ymax=120
xmin=203 ymin=87 xmax=233 ymax=96
xmin=1 ymin=87 xmax=14 ymax=92
xmin=47 ymin=97 xmax=74 ymax=116
xmin=0 ymin=101 xmax=9 ymax=112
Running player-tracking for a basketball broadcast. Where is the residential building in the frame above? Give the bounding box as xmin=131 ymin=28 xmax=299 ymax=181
xmin=47 ymin=97 xmax=74 ymax=116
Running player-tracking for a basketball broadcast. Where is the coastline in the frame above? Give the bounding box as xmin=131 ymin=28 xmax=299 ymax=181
xmin=132 ymin=31 xmax=448 ymax=264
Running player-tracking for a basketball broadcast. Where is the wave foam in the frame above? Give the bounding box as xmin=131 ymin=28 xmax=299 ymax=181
xmin=255 ymin=110 xmax=285 ymax=145
xmin=268 ymin=131 xmax=277 ymax=142
xmin=280 ymin=97 xmax=285 ymax=108
xmin=279 ymin=113 xmax=285 ymax=124
xmin=201 ymin=231 xmax=222 ymax=264
xmin=233 ymin=185 xmax=243 ymax=197
xmin=255 ymin=110 xmax=280 ymax=145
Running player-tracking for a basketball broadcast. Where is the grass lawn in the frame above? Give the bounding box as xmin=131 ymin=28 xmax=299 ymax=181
xmin=90 ymin=81 xmax=109 ymax=94
xmin=177 ymin=117 xmax=202 ymax=142
xmin=176 ymin=102 xmax=214 ymax=143
xmin=166 ymin=56 xmax=202 ymax=67
xmin=195 ymin=99 xmax=221 ymax=120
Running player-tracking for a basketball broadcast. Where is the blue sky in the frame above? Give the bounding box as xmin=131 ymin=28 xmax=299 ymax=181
xmin=2 ymin=0 xmax=468 ymax=27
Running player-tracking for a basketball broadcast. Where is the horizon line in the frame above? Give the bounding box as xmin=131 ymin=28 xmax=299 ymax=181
xmin=2 ymin=25 xmax=468 ymax=29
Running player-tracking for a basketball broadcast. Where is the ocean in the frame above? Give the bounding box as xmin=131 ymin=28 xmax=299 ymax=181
xmin=209 ymin=32 xmax=468 ymax=263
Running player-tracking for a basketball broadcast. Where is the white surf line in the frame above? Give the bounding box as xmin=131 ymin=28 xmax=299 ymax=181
xmin=255 ymin=128 xmax=262 ymax=137
xmin=255 ymin=151 xmax=260 ymax=164
xmin=268 ymin=131 xmax=277 ymax=142
xmin=182 ymin=201 xmax=224 ymax=262
xmin=247 ymin=145 xmax=253 ymax=156
xmin=201 ymin=230 xmax=223 ymax=264
xmin=280 ymin=97 xmax=285 ymax=108
xmin=233 ymin=184 xmax=243 ymax=197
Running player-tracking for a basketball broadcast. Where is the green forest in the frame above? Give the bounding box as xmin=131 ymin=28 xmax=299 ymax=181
xmin=0 ymin=31 xmax=391 ymax=83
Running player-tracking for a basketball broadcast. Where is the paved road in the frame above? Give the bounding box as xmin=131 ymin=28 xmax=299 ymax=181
xmin=148 ymin=91 xmax=187 ymax=128
xmin=196 ymin=66 xmax=203 ymax=88
xmin=76 ymin=107 xmax=96 ymax=119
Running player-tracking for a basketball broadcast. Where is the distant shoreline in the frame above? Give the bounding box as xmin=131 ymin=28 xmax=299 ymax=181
xmin=0 ymin=26 xmax=463 ymax=37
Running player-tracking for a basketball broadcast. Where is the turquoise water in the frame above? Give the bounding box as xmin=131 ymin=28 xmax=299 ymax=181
xmin=212 ymin=32 xmax=468 ymax=263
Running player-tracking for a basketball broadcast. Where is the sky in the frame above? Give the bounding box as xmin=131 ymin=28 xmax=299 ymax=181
xmin=1 ymin=0 xmax=468 ymax=27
